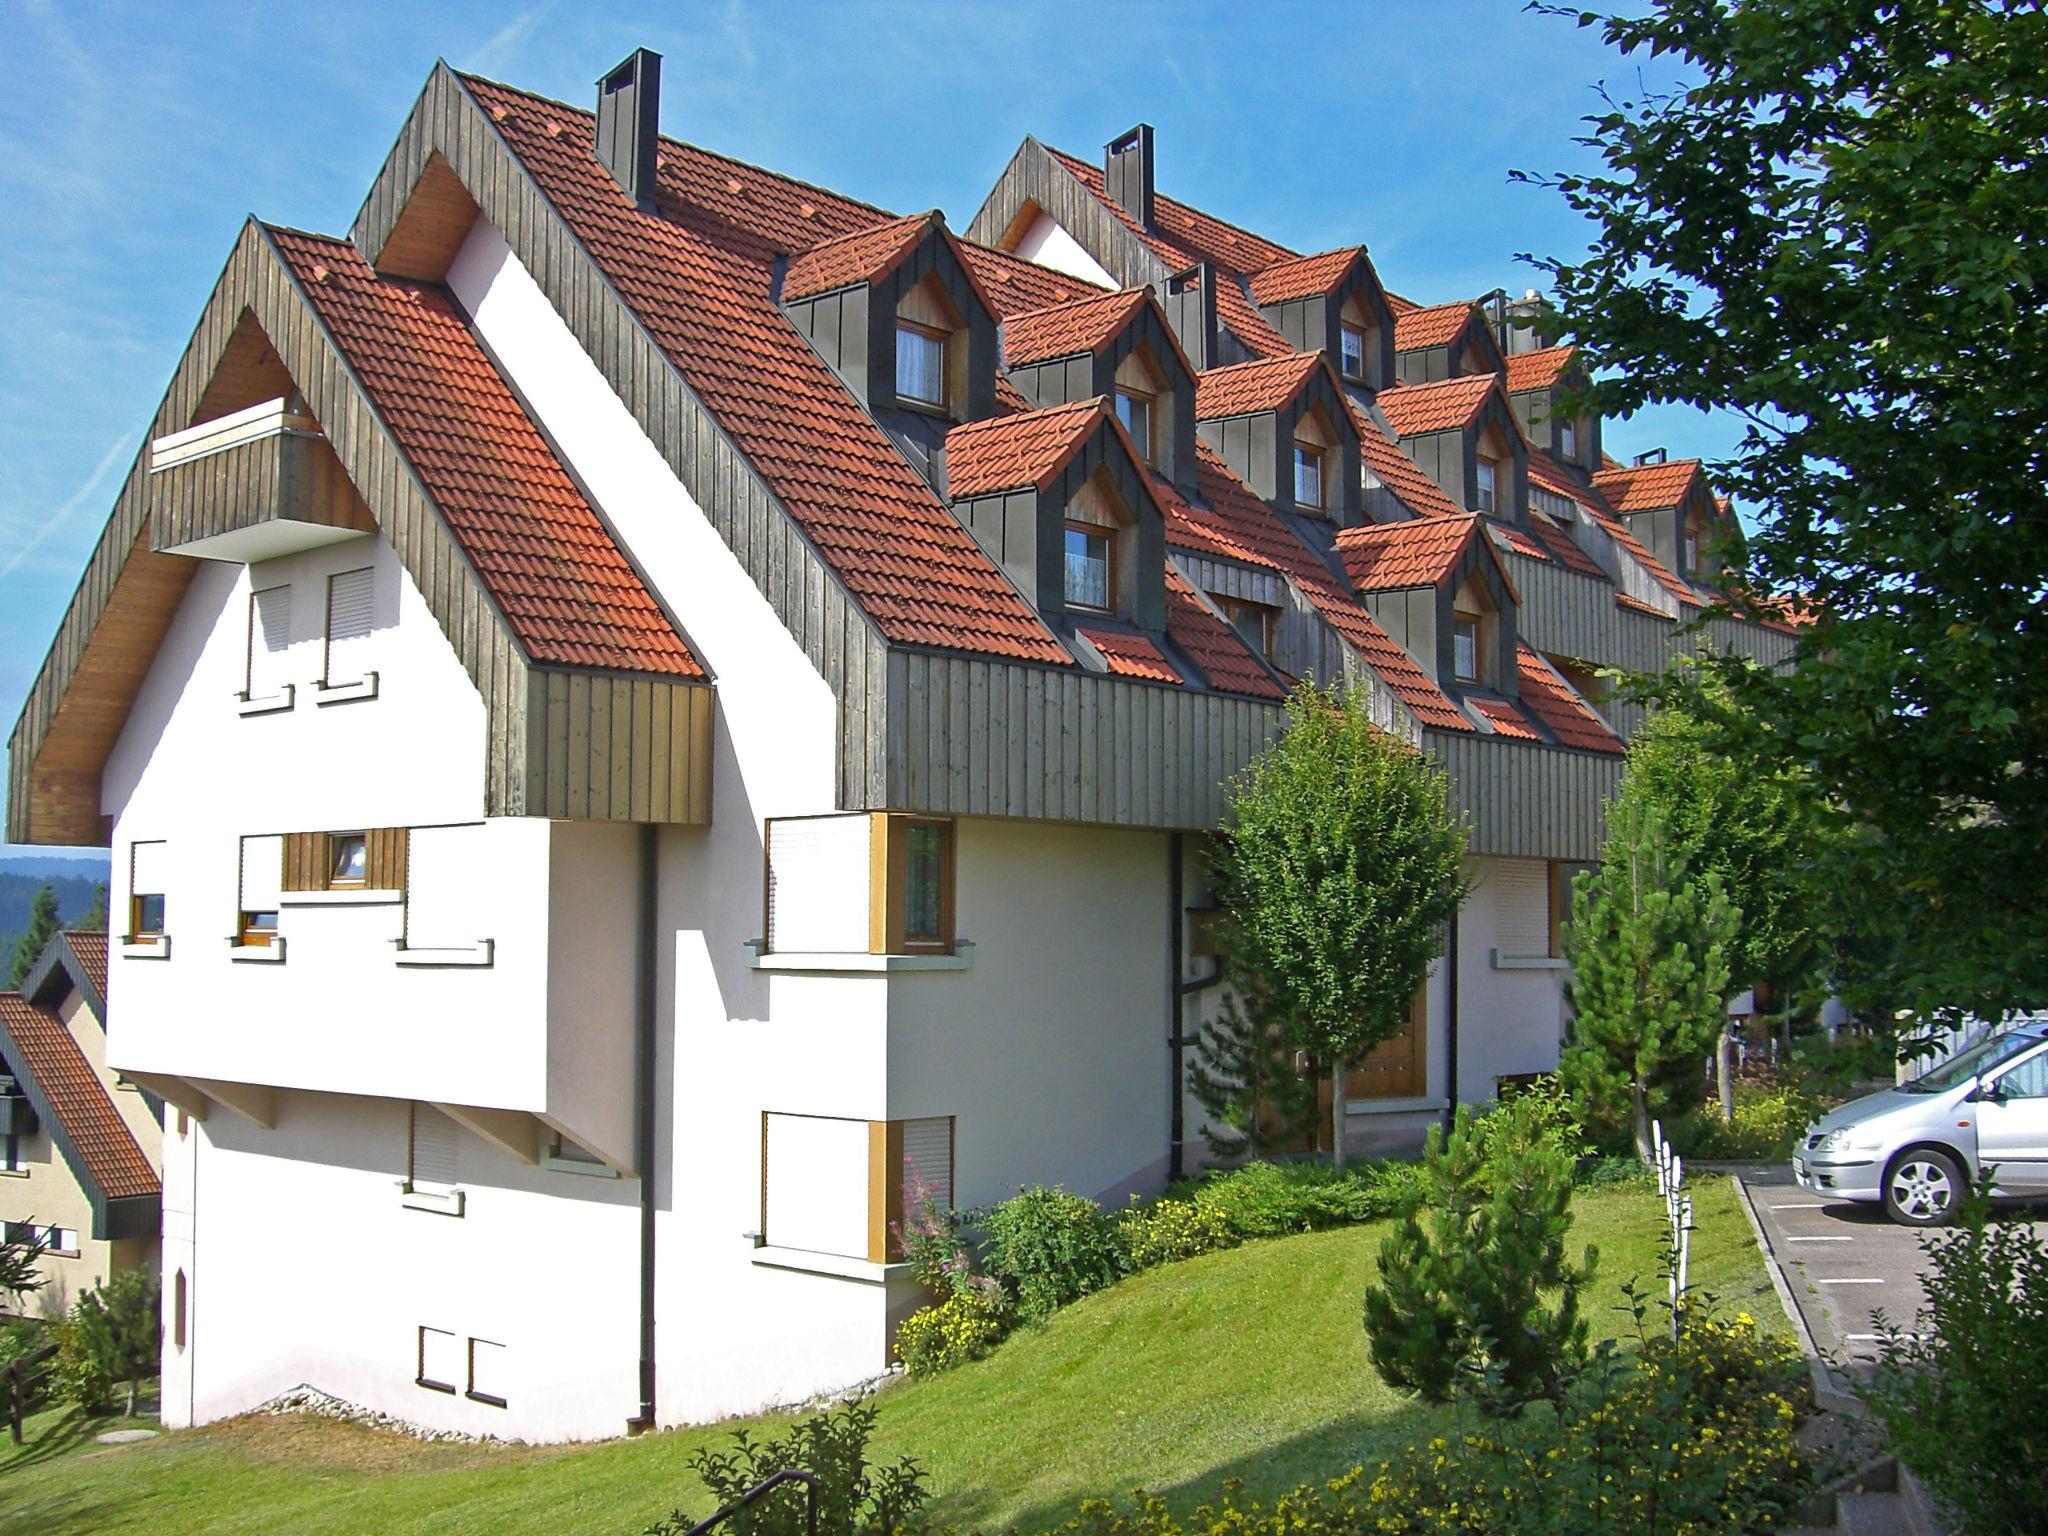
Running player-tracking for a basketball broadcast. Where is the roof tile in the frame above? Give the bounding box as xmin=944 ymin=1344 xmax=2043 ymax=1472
xmin=1592 ymin=458 xmax=1704 ymax=513
xmin=1504 ymin=344 xmax=1575 ymax=394
xmin=1470 ymin=695 xmax=1543 ymax=741
xmin=1376 ymin=373 xmax=1499 ymax=438
xmin=61 ymin=931 xmax=107 ymax=1000
xmin=1516 ymin=645 xmax=1626 ymax=754
xmin=944 ymin=398 xmax=1111 ymax=497
xmin=1246 ymin=247 xmax=1365 ymax=306
xmin=0 ymin=992 xmax=158 ymax=1201
xmin=1002 ymin=288 xmax=1151 ymax=367
xmin=1077 ymin=626 xmax=1182 ymax=684
xmin=1195 ymin=353 xmax=1323 ymax=419
xmin=781 ymin=212 xmax=931 ymax=300
xmin=959 ymin=241 xmax=1104 ymax=317
xmin=1046 ymin=146 xmax=1297 ymax=274
xmin=1394 ymin=301 xmax=1479 ymax=352
xmin=1162 ymin=569 xmax=1286 ymax=700
xmin=1335 ymin=515 xmax=1479 ymax=592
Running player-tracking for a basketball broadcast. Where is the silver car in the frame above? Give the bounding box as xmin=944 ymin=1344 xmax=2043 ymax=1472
xmin=1794 ymin=1018 xmax=2048 ymax=1225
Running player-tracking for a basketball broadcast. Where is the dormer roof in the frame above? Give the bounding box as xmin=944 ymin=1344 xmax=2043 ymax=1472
xmin=1394 ymin=301 xmax=1483 ymax=352
xmin=1593 ymin=457 xmax=1707 ymax=513
xmin=959 ymin=240 xmax=1105 ymax=317
xmin=1194 ymin=352 xmax=1328 ymax=419
xmin=946 ymin=396 xmax=1131 ymax=497
xmin=782 ymin=212 xmax=933 ymax=300
xmin=1504 ymin=344 xmax=1577 ymax=395
xmin=1376 ymin=373 xmax=1500 ymax=437
xmin=1246 ymin=246 xmax=1369 ymax=306
xmin=1336 ymin=514 xmax=1515 ymax=600
xmin=1002 ymin=287 xmax=1167 ymax=368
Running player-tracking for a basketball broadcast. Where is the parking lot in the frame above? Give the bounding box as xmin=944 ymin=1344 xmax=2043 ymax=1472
xmin=1741 ymin=1164 xmax=2048 ymax=1370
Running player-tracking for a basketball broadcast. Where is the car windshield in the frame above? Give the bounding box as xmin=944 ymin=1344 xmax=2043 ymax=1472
xmin=1902 ymin=1030 xmax=2043 ymax=1093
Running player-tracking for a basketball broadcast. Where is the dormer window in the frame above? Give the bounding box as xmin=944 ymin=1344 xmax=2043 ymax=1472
xmin=1064 ymin=521 xmax=1113 ymax=611
xmin=1475 ymin=458 xmax=1500 ymax=514
xmin=1340 ymin=324 xmax=1369 ymax=381
xmin=1559 ymin=420 xmax=1577 ymax=460
xmin=1453 ymin=615 xmax=1481 ymax=683
xmin=1115 ymin=388 xmax=1155 ymax=465
xmin=895 ymin=323 xmax=947 ymax=409
xmin=1216 ymin=595 xmax=1277 ymax=657
xmin=329 ymin=832 xmax=369 ymax=886
xmin=1294 ymin=444 xmax=1325 ymax=510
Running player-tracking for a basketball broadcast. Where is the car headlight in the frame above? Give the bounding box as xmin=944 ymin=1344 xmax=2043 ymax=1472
xmin=1815 ymin=1127 xmax=1854 ymax=1153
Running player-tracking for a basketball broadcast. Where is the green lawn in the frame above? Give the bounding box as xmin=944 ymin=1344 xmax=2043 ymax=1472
xmin=0 ymin=1177 xmax=1780 ymax=1536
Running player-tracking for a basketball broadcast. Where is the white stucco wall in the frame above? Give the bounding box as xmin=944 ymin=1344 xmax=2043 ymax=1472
xmin=1011 ymin=211 xmax=1119 ymax=289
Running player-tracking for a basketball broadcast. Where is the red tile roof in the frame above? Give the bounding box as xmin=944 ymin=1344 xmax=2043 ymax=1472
xmin=1348 ymin=400 xmax=1465 ymax=520
xmin=61 ymin=931 xmax=107 ymax=1001
xmin=464 ymin=76 xmax=1072 ymax=665
xmin=1336 ymin=515 xmax=1480 ymax=592
xmin=1163 ymin=446 xmax=1473 ymax=732
xmin=0 ymin=993 xmax=158 ymax=1201
xmin=1215 ymin=278 xmax=1299 ymax=360
xmin=944 ymin=397 xmax=1114 ymax=497
xmin=960 ymin=240 xmax=1105 ymax=317
xmin=1470 ymin=695 xmax=1543 ymax=741
xmin=1593 ymin=458 xmax=1704 ymax=513
xmin=1504 ymin=344 xmax=1576 ymax=394
xmin=1524 ymin=510 xmax=1607 ymax=578
xmin=1162 ymin=569 xmax=1286 ymax=700
xmin=1616 ymin=592 xmax=1675 ymax=619
xmin=1046 ymin=146 xmax=1297 ymax=275
xmin=1516 ymin=646 xmax=1626 ymax=754
xmin=1376 ymin=373 xmax=1499 ymax=438
xmin=1194 ymin=353 xmax=1324 ymax=419
xmin=1246 ymin=247 xmax=1365 ymax=306
xmin=781 ymin=212 xmax=932 ymax=301
xmin=1078 ymin=626 xmax=1182 ymax=684
xmin=1001 ymin=287 xmax=1151 ymax=367
xmin=1580 ymin=498 xmax=1703 ymax=608
xmin=1394 ymin=301 xmax=1479 ymax=352
xmin=270 ymin=228 xmax=705 ymax=680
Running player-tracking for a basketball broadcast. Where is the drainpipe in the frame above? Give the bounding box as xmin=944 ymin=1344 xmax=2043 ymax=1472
xmin=633 ymin=823 xmax=658 ymax=1431
xmin=1442 ymin=910 xmax=1461 ymax=1140
xmin=1168 ymin=834 xmax=1185 ymax=1183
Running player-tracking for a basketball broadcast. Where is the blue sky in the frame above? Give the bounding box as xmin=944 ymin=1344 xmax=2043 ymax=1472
xmin=0 ymin=0 xmax=1721 ymax=858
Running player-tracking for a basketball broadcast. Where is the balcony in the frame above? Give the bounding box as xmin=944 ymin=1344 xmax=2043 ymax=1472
xmin=0 ymin=1076 xmax=36 ymax=1137
xmin=148 ymin=398 xmax=374 ymax=563
xmin=108 ymin=818 xmax=642 ymax=1170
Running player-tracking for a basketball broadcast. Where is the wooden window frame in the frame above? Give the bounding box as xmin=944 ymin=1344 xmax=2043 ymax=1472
xmin=327 ymin=831 xmax=369 ymax=888
xmin=416 ymin=1326 xmax=458 ymax=1394
xmin=894 ymin=320 xmax=950 ymax=412
xmin=128 ymin=893 xmax=166 ymax=942
xmin=237 ymin=909 xmax=279 ymax=948
xmin=868 ymin=814 xmax=956 ymax=955
xmin=1114 ymin=387 xmax=1156 ymax=466
xmin=1294 ymin=443 xmax=1326 ymax=510
xmin=1216 ymin=595 xmax=1277 ymax=658
xmin=1062 ymin=520 xmax=1116 ymax=615
xmin=1452 ymin=614 xmax=1482 ymax=684
xmin=1475 ymin=457 xmax=1499 ymax=514
xmin=1339 ymin=323 xmax=1369 ymax=381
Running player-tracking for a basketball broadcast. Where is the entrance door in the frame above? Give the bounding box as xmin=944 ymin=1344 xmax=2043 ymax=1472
xmin=1976 ymin=1043 xmax=2048 ymax=1194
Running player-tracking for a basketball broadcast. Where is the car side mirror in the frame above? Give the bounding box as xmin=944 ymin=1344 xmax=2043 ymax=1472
xmin=1973 ymin=1078 xmax=2006 ymax=1104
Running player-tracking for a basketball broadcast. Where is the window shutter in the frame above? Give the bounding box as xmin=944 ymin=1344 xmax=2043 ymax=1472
xmin=366 ymin=828 xmax=409 ymax=892
xmin=240 ymin=834 xmax=283 ymax=910
xmin=765 ymin=815 xmax=873 ymax=954
xmin=1492 ymin=859 xmax=1551 ymax=959
xmin=129 ymin=840 xmax=168 ymax=895
xmin=761 ymin=1113 xmax=869 ymax=1257
xmin=409 ymin=1103 xmax=459 ymax=1190
xmin=900 ymin=1116 xmax=953 ymax=1214
xmin=324 ymin=567 xmax=375 ymax=684
xmin=248 ymin=585 xmax=292 ymax=697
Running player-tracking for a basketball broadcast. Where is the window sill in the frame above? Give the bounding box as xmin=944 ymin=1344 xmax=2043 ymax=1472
xmin=415 ymin=1377 xmax=458 ymax=1395
xmin=393 ymin=939 xmax=494 ymax=969
xmin=465 ymin=1390 xmax=508 ymax=1410
xmin=750 ymin=1246 xmax=914 ymax=1284
xmin=118 ymin=936 xmax=171 ymax=960
xmin=227 ymin=936 xmax=287 ymax=964
xmin=0 ymin=1169 xmax=28 ymax=1180
xmin=1343 ymin=1095 xmax=1449 ymax=1117
xmin=281 ymin=888 xmax=403 ymax=908
xmin=1491 ymin=950 xmax=1569 ymax=971
xmin=313 ymin=671 xmax=379 ymax=707
xmin=236 ymin=684 xmax=295 ymax=717
xmin=397 ymin=1183 xmax=465 ymax=1217
xmin=748 ymin=944 xmax=973 ymax=974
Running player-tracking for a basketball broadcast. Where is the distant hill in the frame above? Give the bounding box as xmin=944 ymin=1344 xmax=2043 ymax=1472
xmin=0 ymin=855 xmax=111 ymax=972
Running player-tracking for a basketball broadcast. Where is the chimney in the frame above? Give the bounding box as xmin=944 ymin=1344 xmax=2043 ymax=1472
xmin=1162 ymin=262 xmax=1217 ymax=371
xmin=595 ymin=49 xmax=662 ymax=211
xmin=1104 ymin=124 xmax=1155 ymax=230
xmin=1634 ymin=448 xmax=1668 ymax=466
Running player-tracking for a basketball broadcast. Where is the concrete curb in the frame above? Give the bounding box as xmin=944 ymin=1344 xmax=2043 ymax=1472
xmin=1730 ymin=1174 xmax=1864 ymax=1416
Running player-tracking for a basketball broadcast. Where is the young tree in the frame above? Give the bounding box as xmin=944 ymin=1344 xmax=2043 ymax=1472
xmin=1562 ymin=797 xmax=1736 ymax=1160
xmin=0 ymin=1223 xmax=48 ymax=1311
xmin=1214 ymin=683 xmax=1469 ymax=1168
xmin=1186 ymin=990 xmax=1318 ymax=1159
xmin=1523 ymin=0 xmax=2048 ymax=1019
xmin=8 ymin=885 xmax=60 ymax=989
xmin=77 ymin=883 xmax=109 ymax=933
xmin=69 ymin=1270 xmax=159 ymax=1417
xmin=1364 ymin=1094 xmax=1595 ymax=1414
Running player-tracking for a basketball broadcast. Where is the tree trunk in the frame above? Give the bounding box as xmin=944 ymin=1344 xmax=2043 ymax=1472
xmin=1718 ymin=1025 xmax=1738 ymax=1124
xmin=1631 ymin=1079 xmax=1654 ymax=1163
xmin=1330 ymin=1059 xmax=1348 ymax=1169
xmin=126 ymin=1375 xmax=139 ymax=1417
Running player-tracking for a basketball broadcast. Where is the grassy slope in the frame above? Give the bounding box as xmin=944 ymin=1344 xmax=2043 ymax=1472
xmin=0 ymin=1178 xmax=1779 ymax=1536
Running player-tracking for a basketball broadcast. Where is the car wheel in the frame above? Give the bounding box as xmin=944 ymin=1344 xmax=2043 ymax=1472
xmin=1885 ymin=1148 xmax=1963 ymax=1226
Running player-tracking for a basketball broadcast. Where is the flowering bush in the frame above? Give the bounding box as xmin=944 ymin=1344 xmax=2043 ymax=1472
xmin=1116 ymin=1197 xmax=1238 ymax=1269
xmin=983 ymin=1186 xmax=1129 ymax=1320
xmin=1182 ymin=1158 xmax=1425 ymax=1237
xmin=894 ymin=1288 xmax=1009 ymax=1379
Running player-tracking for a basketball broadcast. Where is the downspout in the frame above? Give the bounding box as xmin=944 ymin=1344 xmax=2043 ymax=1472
xmin=1442 ymin=909 xmax=1461 ymax=1140
xmin=632 ymin=822 xmax=658 ymax=1432
xmin=1168 ymin=834 xmax=1185 ymax=1183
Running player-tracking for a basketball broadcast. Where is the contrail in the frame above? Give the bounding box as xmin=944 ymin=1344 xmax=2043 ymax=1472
xmin=0 ymin=433 xmax=133 ymax=584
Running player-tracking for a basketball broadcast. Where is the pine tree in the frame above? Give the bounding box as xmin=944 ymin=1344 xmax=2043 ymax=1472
xmin=71 ymin=1270 xmax=160 ymax=1417
xmin=8 ymin=885 xmax=60 ymax=989
xmin=1186 ymin=990 xmax=1317 ymax=1158
xmin=77 ymin=882 xmax=109 ymax=933
xmin=1561 ymin=798 xmax=1736 ymax=1160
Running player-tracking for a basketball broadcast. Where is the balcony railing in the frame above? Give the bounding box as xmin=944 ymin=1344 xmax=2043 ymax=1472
xmin=148 ymin=398 xmax=373 ymax=563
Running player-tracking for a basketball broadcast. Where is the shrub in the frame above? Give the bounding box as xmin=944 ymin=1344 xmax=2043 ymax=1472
xmin=1182 ymin=1158 xmax=1421 ymax=1237
xmin=982 ymin=1186 xmax=1127 ymax=1320
xmin=645 ymin=1397 xmax=931 ymax=1536
xmin=1364 ymin=1095 xmax=1595 ymax=1413
xmin=1115 ymin=1197 xmax=1238 ymax=1269
xmin=1671 ymin=1081 xmax=1827 ymax=1161
xmin=51 ymin=1313 xmax=113 ymax=1416
xmin=894 ymin=1288 xmax=1010 ymax=1379
xmin=1863 ymin=1192 xmax=2048 ymax=1536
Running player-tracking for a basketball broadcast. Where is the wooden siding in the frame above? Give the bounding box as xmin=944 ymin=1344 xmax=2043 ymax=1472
xmin=149 ymin=430 xmax=374 ymax=554
xmin=1424 ymin=730 xmax=1621 ymax=862
xmin=281 ymin=827 xmax=407 ymax=890
xmin=965 ymin=138 xmax=1169 ymax=292
xmin=6 ymin=216 xmax=711 ymax=845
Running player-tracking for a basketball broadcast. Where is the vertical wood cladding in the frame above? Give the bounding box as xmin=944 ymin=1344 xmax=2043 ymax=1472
xmin=281 ymin=828 xmax=407 ymax=891
xmin=148 ymin=431 xmax=375 ymax=554
xmin=965 ymin=137 xmax=1170 ymax=292
xmin=1426 ymin=730 xmax=1620 ymax=862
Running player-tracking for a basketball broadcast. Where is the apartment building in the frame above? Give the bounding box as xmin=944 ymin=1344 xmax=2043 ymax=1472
xmin=3 ymin=52 xmax=1789 ymax=1440
xmin=0 ymin=930 xmax=162 ymax=1314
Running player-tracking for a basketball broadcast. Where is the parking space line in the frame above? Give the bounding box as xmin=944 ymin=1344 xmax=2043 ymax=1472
xmin=1787 ymin=1235 xmax=1853 ymax=1242
xmin=1770 ymin=1203 xmax=1826 ymax=1210
xmin=1817 ymin=1277 xmax=1884 ymax=1285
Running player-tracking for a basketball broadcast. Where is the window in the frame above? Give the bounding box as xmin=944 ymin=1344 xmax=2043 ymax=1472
xmin=328 ymin=833 xmax=368 ymax=887
xmin=1114 ymin=389 xmax=1154 ymax=464
xmin=1453 ymin=616 xmax=1481 ymax=683
xmin=128 ymin=840 xmax=167 ymax=942
xmin=4 ymin=1222 xmax=76 ymax=1256
xmin=467 ymin=1337 xmax=508 ymax=1408
xmin=1339 ymin=323 xmax=1368 ymax=380
xmin=1216 ymin=595 xmax=1277 ymax=657
xmin=763 ymin=814 xmax=874 ymax=955
xmin=871 ymin=814 xmax=955 ymax=955
xmin=238 ymin=910 xmax=278 ymax=947
xmin=1294 ymin=444 xmax=1325 ymax=509
xmin=546 ymin=1133 xmax=614 ymax=1175
xmin=173 ymin=1269 xmax=188 ymax=1351
xmin=760 ymin=1112 xmax=955 ymax=1262
xmin=1064 ymin=523 xmax=1113 ymax=612
xmin=417 ymin=1326 xmax=460 ymax=1393
xmin=1475 ymin=459 xmax=1499 ymax=513
xmin=1992 ymin=1050 xmax=2048 ymax=1100
xmin=895 ymin=323 xmax=946 ymax=408
xmin=1683 ymin=531 xmax=1701 ymax=574
xmin=408 ymin=1103 xmax=459 ymax=1193
xmin=323 ymin=567 xmax=375 ymax=686
xmin=246 ymin=584 xmax=292 ymax=699
xmin=1 ymin=1131 xmax=24 ymax=1174
xmin=238 ymin=832 xmax=283 ymax=944
xmin=903 ymin=823 xmax=946 ymax=948
xmin=1559 ymin=420 xmax=1578 ymax=460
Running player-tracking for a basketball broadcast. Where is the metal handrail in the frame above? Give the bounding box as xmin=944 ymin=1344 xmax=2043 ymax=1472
xmin=681 ymin=1469 xmax=819 ymax=1536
